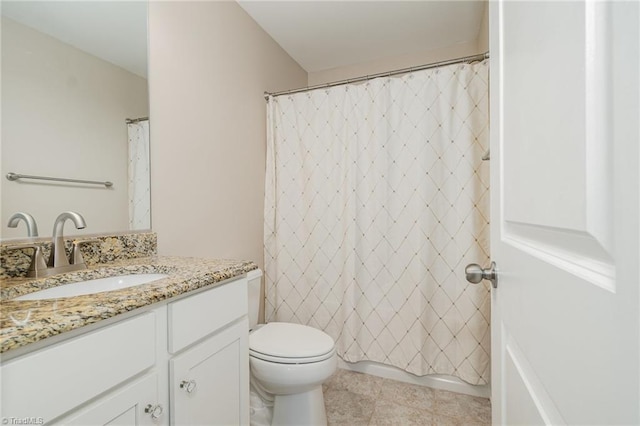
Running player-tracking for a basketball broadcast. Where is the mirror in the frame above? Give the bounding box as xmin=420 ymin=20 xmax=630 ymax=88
xmin=1 ymin=1 xmax=150 ymax=239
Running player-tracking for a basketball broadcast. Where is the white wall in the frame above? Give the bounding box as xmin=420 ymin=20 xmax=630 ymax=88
xmin=148 ymin=1 xmax=307 ymax=269
xmin=308 ymin=40 xmax=480 ymax=86
xmin=308 ymin=3 xmax=489 ymax=85
xmin=1 ymin=17 xmax=149 ymax=239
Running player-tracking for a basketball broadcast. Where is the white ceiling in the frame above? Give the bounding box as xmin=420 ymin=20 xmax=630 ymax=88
xmin=1 ymin=1 xmax=485 ymax=79
xmin=237 ymin=1 xmax=486 ymax=73
xmin=1 ymin=1 xmax=148 ymax=78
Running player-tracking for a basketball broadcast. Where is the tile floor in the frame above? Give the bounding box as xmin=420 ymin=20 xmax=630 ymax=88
xmin=323 ymin=369 xmax=491 ymax=426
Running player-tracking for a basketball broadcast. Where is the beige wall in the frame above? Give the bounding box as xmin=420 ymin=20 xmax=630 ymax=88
xmin=477 ymin=1 xmax=489 ymax=53
xmin=148 ymin=1 xmax=307 ymax=268
xmin=308 ymin=2 xmax=489 ymax=86
xmin=1 ymin=17 xmax=149 ymax=239
xmin=147 ymin=1 xmax=488 ymax=268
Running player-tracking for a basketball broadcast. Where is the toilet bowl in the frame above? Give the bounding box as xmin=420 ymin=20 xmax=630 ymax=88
xmin=247 ymin=270 xmax=337 ymax=426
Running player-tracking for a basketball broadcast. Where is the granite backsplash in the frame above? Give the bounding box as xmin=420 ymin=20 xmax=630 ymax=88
xmin=0 ymin=232 xmax=157 ymax=279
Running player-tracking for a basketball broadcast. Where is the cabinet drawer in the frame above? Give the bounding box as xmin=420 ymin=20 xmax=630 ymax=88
xmin=1 ymin=312 xmax=156 ymax=423
xmin=168 ymin=277 xmax=247 ymax=353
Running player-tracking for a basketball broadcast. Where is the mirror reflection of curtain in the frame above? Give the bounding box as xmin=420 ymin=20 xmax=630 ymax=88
xmin=127 ymin=120 xmax=150 ymax=230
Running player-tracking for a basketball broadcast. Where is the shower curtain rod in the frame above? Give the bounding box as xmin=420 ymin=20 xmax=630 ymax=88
xmin=126 ymin=116 xmax=149 ymax=124
xmin=264 ymin=51 xmax=489 ymax=100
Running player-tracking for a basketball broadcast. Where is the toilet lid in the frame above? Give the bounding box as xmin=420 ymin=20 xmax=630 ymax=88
xmin=249 ymin=322 xmax=335 ymax=361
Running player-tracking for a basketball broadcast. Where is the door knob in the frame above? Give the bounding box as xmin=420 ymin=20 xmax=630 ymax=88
xmin=465 ymin=261 xmax=498 ymax=288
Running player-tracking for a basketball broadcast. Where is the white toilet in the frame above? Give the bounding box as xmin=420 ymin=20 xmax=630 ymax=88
xmin=247 ymin=269 xmax=337 ymax=426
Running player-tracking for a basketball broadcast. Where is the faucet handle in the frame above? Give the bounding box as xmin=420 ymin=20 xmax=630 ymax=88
xmin=4 ymin=243 xmax=48 ymax=278
xmin=71 ymin=239 xmax=100 ymax=266
xmin=4 ymin=242 xmax=42 ymax=250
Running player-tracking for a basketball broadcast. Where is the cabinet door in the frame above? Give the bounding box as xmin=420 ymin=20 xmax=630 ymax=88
xmin=61 ymin=373 xmax=162 ymax=425
xmin=171 ymin=319 xmax=249 ymax=426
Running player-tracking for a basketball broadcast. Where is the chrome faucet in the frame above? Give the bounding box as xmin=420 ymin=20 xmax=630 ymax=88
xmin=7 ymin=212 xmax=39 ymax=237
xmin=4 ymin=212 xmax=43 ymax=277
xmin=3 ymin=211 xmax=90 ymax=278
xmin=47 ymin=211 xmax=87 ymax=272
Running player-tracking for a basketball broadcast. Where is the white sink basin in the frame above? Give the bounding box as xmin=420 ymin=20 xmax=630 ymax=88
xmin=14 ymin=273 xmax=169 ymax=301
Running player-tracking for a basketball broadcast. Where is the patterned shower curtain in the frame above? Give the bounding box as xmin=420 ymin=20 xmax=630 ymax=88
xmin=127 ymin=119 xmax=151 ymax=230
xmin=264 ymin=60 xmax=490 ymax=385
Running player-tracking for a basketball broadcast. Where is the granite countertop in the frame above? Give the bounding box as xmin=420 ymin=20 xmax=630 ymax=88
xmin=0 ymin=256 xmax=258 ymax=354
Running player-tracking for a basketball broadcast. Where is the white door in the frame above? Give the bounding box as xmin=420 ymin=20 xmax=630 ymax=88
xmin=489 ymin=1 xmax=639 ymax=425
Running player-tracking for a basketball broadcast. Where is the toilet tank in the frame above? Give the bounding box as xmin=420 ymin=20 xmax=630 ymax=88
xmin=246 ymin=269 xmax=263 ymax=330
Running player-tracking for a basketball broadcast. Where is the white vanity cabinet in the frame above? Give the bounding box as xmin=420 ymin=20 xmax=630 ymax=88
xmin=1 ymin=312 xmax=158 ymax=424
xmin=0 ymin=275 xmax=250 ymax=425
xmin=167 ymin=274 xmax=249 ymax=425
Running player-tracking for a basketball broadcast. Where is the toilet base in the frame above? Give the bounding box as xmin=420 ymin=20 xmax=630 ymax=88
xmin=271 ymin=386 xmax=327 ymax=426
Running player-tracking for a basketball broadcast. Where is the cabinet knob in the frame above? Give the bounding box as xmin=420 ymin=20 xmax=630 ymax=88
xmin=180 ymin=379 xmax=197 ymax=393
xmin=144 ymin=404 xmax=164 ymax=420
